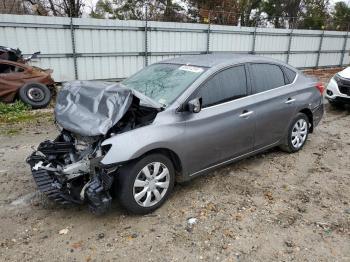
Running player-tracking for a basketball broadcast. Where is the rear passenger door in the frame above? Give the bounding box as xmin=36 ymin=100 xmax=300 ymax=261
xmin=183 ymin=65 xmax=255 ymax=175
xmin=248 ymin=63 xmax=297 ymax=149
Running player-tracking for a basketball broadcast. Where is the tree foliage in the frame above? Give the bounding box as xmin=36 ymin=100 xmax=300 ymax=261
xmin=90 ymin=0 xmax=186 ymax=21
xmin=332 ymin=1 xmax=350 ymax=31
xmin=1 ymin=0 xmax=349 ymax=30
xmin=299 ymin=0 xmax=330 ymax=29
xmin=1 ymin=0 xmax=84 ymax=17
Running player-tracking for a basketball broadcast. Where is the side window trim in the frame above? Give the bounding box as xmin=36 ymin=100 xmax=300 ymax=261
xmin=281 ymin=66 xmax=297 ymax=84
xmin=190 ymin=64 xmax=249 ymax=108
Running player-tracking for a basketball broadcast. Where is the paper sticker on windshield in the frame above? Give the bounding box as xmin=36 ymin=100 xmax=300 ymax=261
xmin=179 ymin=65 xmax=203 ymax=73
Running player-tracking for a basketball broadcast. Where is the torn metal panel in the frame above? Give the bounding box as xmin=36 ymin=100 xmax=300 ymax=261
xmin=55 ymin=81 xmax=161 ymax=136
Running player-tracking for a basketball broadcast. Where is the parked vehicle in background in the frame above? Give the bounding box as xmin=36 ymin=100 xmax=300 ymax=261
xmin=0 ymin=46 xmax=23 ymax=63
xmin=27 ymin=54 xmax=324 ymax=215
xmin=0 ymin=46 xmax=40 ymax=64
xmin=0 ymin=59 xmax=55 ymax=108
xmin=326 ymin=67 xmax=350 ymax=106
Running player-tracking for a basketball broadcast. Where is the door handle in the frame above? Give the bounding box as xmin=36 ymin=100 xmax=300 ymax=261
xmin=285 ymin=98 xmax=296 ymax=104
xmin=239 ymin=110 xmax=254 ymax=118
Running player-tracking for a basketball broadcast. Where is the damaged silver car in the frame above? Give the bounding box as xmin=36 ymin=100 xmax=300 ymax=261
xmin=27 ymin=54 xmax=324 ymax=214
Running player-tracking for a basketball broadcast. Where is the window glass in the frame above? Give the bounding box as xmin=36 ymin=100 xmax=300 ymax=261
xmin=0 ymin=64 xmax=24 ymax=74
xmin=197 ymin=65 xmax=247 ymax=107
xmin=0 ymin=64 xmax=12 ymax=74
xmin=251 ymin=63 xmax=285 ymax=93
xmin=122 ymin=63 xmax=205 ymax=107
xmin=283 ymin=67 xmax=297 ymax=84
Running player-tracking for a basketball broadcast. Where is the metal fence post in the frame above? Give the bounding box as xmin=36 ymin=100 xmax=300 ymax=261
xmin=315 ymin=29 xmax=325 ymax=68
xmin=340 ymin=25 xmax=349 ymax=67
xmin=206 ymin=11 xmax=211 ymax=54
xmin=286 ymin=19 xmax=294 ymax=64
xmin=251 ymin=21 xmax=257 ymax=54
xmin=70 ymin=16 xmax=78 ymax=80
xmin=144 ymin=4 xmax=149 ymax=66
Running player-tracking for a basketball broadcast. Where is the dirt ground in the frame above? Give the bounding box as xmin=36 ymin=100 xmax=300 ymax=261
xmin=0 ymin=69 xmax=349 ymax=262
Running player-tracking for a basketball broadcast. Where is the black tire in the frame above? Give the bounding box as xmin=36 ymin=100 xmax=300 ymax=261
xmin=280 ymin=113 xmax=309 ymax=153
xmin=18 ymin=83 xmax=51 ymax=109
xmin=115 ymin=153 xmax=175 ymax=214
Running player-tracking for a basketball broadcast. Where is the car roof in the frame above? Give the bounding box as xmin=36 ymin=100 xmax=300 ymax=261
xmin=159 ymin=54 xmax=286 ymax=68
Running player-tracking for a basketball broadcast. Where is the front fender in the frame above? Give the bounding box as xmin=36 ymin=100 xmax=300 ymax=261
xmin=100 ymin=124 xmax=184 ymax=165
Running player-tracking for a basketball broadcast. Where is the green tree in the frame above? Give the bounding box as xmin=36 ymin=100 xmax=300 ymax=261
xmin=1 ymin=0 xmax=85 ymax=17
xmin=299 ymin=0 xmax=330 ymax=30
xmin=90 ymin=0 xmax=113 ymax=18
xmin=186 ymin=0 xmax=264 ymax=25
xmin=89 ymin=0 xmax=185 ymax=21
xmin=332 ymin=1 xmax=350 ymax=31
xmin=260 ymin=0 xmax=302 ymax=28
xmin=239 ymin=0 xmax=263 ymax=26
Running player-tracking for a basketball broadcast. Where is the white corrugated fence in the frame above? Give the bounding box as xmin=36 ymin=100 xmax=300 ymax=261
xmin=1 ymin=14 xmax=349 ymax=82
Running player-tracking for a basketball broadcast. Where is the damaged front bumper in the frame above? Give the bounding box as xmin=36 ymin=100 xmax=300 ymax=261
xmin=26 ymin=133 xmax=117 ymax=214
xmin=26 ymin=80 xmax=160 ymax=214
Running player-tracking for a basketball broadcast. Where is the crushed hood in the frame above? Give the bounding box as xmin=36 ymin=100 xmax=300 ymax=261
xmin=55 ymin=81 xmax=161 ymax=136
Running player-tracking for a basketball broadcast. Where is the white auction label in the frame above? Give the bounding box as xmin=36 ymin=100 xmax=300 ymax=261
xmin=179 ymin=65 xmax=204 ymax=73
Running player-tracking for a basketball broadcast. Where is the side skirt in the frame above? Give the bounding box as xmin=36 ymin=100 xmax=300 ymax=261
xmin=186 ymin=141 xmax=280 ymax=180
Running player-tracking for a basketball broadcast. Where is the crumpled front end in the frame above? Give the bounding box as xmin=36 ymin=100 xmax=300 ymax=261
xmin=27 ymin=132 xmax=115 ymax=214
xmin=26 ymin=81 xmax=160 ymax=214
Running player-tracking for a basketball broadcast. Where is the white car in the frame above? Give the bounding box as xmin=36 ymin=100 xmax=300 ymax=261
xmin=326 ymin=67 xmax=350 ymax=106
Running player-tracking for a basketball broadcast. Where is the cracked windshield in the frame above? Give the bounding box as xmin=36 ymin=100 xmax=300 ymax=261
xmin=122 ymin=63 xmax=206 ymax=106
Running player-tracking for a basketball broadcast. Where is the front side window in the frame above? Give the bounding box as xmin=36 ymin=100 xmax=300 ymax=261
xmin=197 ymin=65 xmax=248 ymax=108
xmin=122 ymin=63 xmax=205 ymax=106
xmin=251 ymin=63 xmax=285 ymax=94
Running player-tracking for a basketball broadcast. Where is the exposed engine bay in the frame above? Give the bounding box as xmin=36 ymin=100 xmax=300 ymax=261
xmin=26 ymin=81 xmax=160 ymax=214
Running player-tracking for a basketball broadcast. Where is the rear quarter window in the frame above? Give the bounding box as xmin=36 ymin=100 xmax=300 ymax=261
xmin=283 ymin=67 xmax=297 ymax=84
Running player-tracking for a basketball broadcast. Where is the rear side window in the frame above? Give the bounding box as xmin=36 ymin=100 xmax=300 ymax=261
xmin=198 ymin=65 xmax=247 ymax=107
xmin=283 ymin=67 xmax=297 ymax=84
xmin=251 ymin=63 xmax=285 ymax=94
xmin=0 ymin=64 xmax=24 ymax=74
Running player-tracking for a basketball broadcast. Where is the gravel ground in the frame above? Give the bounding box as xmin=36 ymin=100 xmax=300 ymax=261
xmin=0 ymin=69 xmax=349 ymax=262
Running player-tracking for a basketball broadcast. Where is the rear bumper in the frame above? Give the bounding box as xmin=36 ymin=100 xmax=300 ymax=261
xmin=312 ymin=103 xmax=324 ymax=128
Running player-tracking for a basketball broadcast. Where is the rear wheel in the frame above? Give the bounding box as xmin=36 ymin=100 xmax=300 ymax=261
xmin=280 ymin=113 xmax=309 ymax=153
xmin=116 ymin=153 xmax=175 ymax=214
xmin=18 ymin=83 xmax=51 ymax=109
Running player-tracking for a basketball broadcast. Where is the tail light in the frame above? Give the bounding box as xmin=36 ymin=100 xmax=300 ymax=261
xmin=315 ymin=82 xmax=325 ymax=95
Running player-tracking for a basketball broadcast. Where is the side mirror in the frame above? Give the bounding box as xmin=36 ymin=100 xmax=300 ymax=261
xmin=188 ymin=98 xmax=202 ymax=113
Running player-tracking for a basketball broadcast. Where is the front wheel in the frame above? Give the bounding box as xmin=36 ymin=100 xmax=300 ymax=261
xmin=115 ymin=153 xmax=175 ymax=214
xmin=280 ymin=113 xmax=309 ymax=153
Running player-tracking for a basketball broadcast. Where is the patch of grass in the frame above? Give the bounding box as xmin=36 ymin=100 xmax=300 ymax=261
xmin=0 ymin=102 xmax=54 ymax=136
xmin=0 ymin=101 xmax=34 ymax=124
xmin=5 ymin=128 xmax=20 ymax=136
